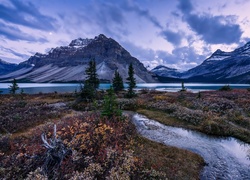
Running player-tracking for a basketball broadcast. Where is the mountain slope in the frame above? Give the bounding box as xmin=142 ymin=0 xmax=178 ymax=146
xmin=181 ymin=42 xmax=250 ymax=83
xmin=153 ymin=41 xmax=250 ymax=83
xmin=0 ymin=34 xmax=156 ymax=83
xmin=0 ymin=59 xmax=17 ymax=76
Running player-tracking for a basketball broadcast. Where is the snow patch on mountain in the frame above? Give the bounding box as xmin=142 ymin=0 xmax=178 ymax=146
xmin=151 ymin=65 xmax=181 ymax=78
xmin=69 ymin=38 xmax=93 ymax=47
xmin=205 ymin=49 xmax=232 ymax=61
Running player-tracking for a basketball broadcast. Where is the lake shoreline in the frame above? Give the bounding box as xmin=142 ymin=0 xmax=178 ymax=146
xmin=0 ymin=82 xmax=249 ymax=94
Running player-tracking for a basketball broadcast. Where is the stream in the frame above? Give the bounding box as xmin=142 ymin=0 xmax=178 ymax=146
xmin=132 ymin=113 xmax=250 ymax=179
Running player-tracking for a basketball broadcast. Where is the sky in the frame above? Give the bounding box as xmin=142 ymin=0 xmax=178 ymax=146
xmin=0 ymin=0 xmax=250 ymax=71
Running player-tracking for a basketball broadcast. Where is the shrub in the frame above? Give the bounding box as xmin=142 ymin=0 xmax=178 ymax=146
xmin=172 ymin=107 xmax=206 ymax=125
xmin=219 ymin=85 xmax=232 ymax=91
xmin=101 ymin=87 xmax=122 ymax=118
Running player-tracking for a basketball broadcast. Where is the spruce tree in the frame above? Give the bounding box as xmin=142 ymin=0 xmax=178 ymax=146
xmin=81 ymin=59 xmax=100 ymax=101
xmin=112 ymin=70 xmax=124 ymax=93
xmin=9 ymin=78 xmax=19 ymax=94
xmin=85 ymin=59 xmax=99 ymax=89
xmin=101 ymin=86 xmax=122 ymax=118
xmin=126 ymin=63 xmax=136 ymax=98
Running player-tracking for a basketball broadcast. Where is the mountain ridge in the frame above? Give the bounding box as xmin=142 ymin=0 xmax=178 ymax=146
xmin=0 ymin=59 xmax=18 ymax=76
xmin=0 ymin=34 xmax=156 ymax=83
xmin=152 ymin=41 xmax=250 ymax=83
xmin=1 ymin=36 xmax=250 ymax=83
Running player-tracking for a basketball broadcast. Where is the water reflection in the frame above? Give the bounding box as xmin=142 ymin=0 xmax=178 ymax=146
xmin=132 ymin=113 xmax=250 ymax=179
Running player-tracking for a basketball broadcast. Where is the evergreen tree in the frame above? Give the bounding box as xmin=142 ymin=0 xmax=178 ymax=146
xmin=101 ymin=86 xmax=122 ymax=118
xmin=80 ymin=81 xmax=95 ymax=101
xmin=85 ymin=59 xmax=99 ymax=89
xmin=126 ymin=63 xmax=136 ymax=98
xmin=81 ymin=59 xmax=100 ymax=101
xmin=112 ymin=70 xmax=124 ymax=92
xmin=9 ymin=78 xmax=19 ymax=94
xmin=180 ymin=81 xmax=186 ymax=92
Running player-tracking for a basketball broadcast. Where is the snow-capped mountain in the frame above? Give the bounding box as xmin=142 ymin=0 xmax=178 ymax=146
xmin=153 ymin=41 xmax=250 ymax=83
xmin=151 ymin=65 xmax=181 ymax=78
xmin=205 ymin=49 xmax=232 ymax=61
xmin=0 ymin=34 xmax=156 ymax=83
xmin=0 ymin=59 xmax=17 ymax=76
xmin=181 ymin=41 xmax=250 ymax=83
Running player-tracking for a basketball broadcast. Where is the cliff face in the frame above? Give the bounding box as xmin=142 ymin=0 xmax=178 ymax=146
xmin=0 ymin=34 xmax=156 ymax=83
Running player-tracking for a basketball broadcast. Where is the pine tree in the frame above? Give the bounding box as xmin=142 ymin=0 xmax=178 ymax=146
xmin=81 ymin=59 xmax=100 ymax=101
xmin=80 ymin=81 xmax=95 ymax=101
xmin=180 ymin=81 xmax=186 ymax=92
xmin=85 ymin=59 xmax=99 ymax=89
xmin=9 ymin=78 xmax=19 ymax=94
xmin=112 ymin=70 xmax=124 ymax=93
xmin=126 ymin=63 xmax=136 ymax=98
xmin=101 ymin=86 xmax=122 ymax=118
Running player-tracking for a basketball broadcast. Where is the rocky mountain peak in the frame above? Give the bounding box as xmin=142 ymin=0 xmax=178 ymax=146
xmin=0 ymin=34 xmax=156 ymax=83
xmin=205 ymin=48 xmax=231 ymax=61
xmin=94 ymin=34 xmax=108 ymax=40
xmin=69 ymin=38 xmax=93 ymax=47
xmin=152 ymin=65 xmax=177 ymax=71
xmin=214 ymin=49 xmax=223 ymax=54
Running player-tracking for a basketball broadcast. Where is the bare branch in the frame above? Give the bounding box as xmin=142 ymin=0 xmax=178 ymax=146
xmin=53 ymin=124 xmax=57 ymax=141
xmin=41 ymin=133 xmax=54 ymax=149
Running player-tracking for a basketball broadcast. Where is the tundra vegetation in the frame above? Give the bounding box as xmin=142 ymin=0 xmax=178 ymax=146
xmin=0 ymin=87 xmax=250 ymax=179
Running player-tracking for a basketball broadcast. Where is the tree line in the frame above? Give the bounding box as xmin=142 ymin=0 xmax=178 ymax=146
xmin=5 ymin=59 xmax=136 ymax=97
xmin=81 ymin=59 xmax=136 ymax=101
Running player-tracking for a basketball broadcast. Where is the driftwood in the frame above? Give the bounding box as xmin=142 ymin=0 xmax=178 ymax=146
xmin=41 ymin=125 xmax=71 ymax=178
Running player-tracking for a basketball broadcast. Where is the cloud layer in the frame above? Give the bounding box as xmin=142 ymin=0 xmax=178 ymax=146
xmin=177 ymin=0 xmax=242 ymax=44
xmin=0 ymin=0 xmax=56 ymax=31
xmin=0 ymin=0 xmax=249 ymax=71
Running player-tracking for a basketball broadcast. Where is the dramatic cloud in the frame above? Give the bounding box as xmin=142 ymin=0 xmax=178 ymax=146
xmin=161 ymin=30 xmax=183 ymax=46
xmin=91 ymin=1 xmax=128 ymax=37
xmin=0 ymin=22 xmax=47 ymax=42
xmin=0 ymin=0 xmax=56 ymax=31
xmin=122 ymin=1 xmax=163 ymax=29
xmin=177 ymin=0 xmax=243 ymax=44
xmin=121 ymin=40 xmax=206 ymax=70
xmin=66 ymin=1 xmax=129 ymax=40
xmin=186 ymin=14 xmax=242 ymax=44
xmin=172 ymin=46 xmax=206 ymax=64
xmin=177 ymin=0 xmax=193 ymax=14
xmin=0 ymin=45 xmax=30 ymax=63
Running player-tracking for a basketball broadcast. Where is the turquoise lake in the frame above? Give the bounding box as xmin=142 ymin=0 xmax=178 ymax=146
xmin=0 ymin=83 xmax=249 ymax=94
